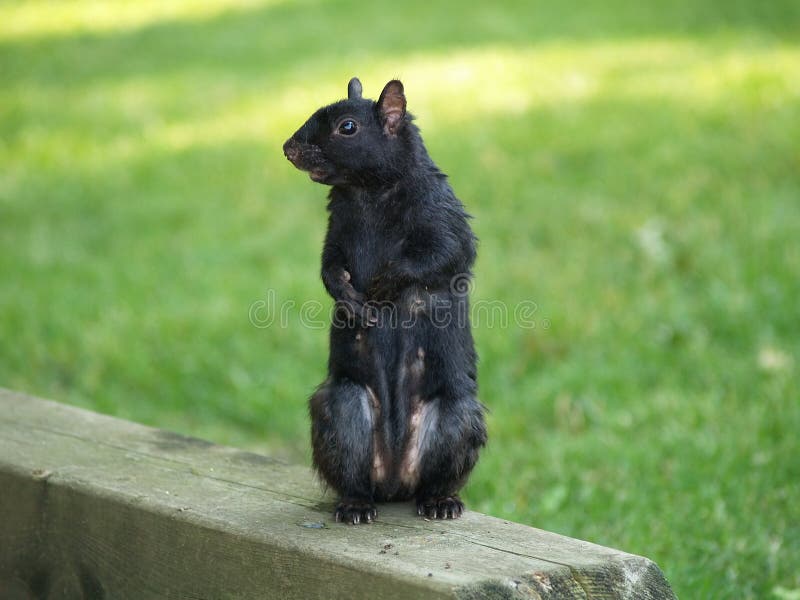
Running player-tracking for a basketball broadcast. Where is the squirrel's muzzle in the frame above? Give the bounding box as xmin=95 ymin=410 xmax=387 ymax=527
xmin=283 ymin=138 xmax=301 ymax=166
xmin=283 ymin=137 xmax=336 ymax=184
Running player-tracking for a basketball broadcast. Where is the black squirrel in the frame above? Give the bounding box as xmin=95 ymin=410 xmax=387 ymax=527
xmin=283 ymin=78 xmax=487 ymax=524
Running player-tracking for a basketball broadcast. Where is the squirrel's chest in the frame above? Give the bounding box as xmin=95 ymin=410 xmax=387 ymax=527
xmin=338 ymin=209 xmax=404 ymax=287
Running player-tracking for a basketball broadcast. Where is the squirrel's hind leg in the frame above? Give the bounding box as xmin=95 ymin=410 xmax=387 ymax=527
xmin=408 ymin=394 xmax=487 ymax=520
xmin=310 ymin=378 xmax=380 ymax=524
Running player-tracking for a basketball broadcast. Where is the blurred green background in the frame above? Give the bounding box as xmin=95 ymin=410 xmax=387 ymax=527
xmin=1 ymin=0 xmax=799 ymax=597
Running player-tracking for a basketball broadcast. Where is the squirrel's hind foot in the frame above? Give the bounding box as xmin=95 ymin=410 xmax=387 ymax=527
xmin=416 ymin=495 xmax=464 ymax=520
xmin=334 ymin=499 xmax=377 ymax=525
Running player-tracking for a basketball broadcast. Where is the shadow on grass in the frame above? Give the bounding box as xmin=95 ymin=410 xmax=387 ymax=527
xmin=3 ymin=91 xmax=797 ymax=396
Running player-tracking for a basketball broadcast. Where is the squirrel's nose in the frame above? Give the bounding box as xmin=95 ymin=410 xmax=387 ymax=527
xmin=283 ymin=139 xmax=300 ymax=163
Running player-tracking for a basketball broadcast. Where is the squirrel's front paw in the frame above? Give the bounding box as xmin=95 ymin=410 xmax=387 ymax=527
xmin=334 ymin=298 xmax=378 ymax=328
xmin=334 ymin=499 xmax=377 ymax=525
xmin=333 ymin=277 xmax=379 ymax=327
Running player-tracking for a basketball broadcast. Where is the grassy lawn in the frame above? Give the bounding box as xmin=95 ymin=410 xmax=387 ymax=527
xmin=2 ymin=0 xmax=799 ymax=597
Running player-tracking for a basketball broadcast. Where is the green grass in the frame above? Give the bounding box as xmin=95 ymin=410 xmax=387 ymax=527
xmin=2 ymin=0 xmax=799 ymax=597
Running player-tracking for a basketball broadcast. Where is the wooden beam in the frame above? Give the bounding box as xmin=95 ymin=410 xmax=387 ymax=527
xmin=0 ymin=389 xmax=676 ymax=599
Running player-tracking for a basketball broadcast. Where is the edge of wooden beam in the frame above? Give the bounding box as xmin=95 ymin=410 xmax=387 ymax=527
xmin=0 ymin=388 xmax=676 ymax=599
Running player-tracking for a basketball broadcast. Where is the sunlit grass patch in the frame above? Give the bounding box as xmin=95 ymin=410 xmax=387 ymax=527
xmin=3 ymin=39 xmax=798 ymax=177
xmin=0 ymin=0 xmax=278 ymax=40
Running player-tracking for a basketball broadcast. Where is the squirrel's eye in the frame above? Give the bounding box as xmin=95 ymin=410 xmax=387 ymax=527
xmin=338 ymin=120 xmax=357 ymax=135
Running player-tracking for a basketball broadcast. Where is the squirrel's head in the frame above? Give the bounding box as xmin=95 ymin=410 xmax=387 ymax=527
xmin=283 ymin=78 xmax=409 ymax=187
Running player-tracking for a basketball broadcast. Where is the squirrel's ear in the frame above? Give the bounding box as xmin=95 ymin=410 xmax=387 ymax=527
xmin=378 ymin=80 xmax=406 ymax=136
xmin=347 ymin=77 xmax=362 ymax=100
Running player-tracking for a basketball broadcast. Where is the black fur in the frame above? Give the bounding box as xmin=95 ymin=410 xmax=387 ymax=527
xmin=284 ymin=78 xmax=487 ymax=524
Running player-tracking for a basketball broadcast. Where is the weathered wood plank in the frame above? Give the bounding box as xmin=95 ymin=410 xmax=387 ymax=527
xmin=0 ymin=388 xmax=676 ymax=599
